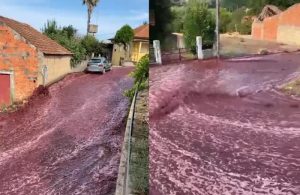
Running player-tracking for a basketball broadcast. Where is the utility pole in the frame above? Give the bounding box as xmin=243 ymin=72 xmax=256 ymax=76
xmin=215 ymin=0 xmax=220 ymax=58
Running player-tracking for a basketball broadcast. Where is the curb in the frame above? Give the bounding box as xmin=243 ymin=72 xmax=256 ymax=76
xmin=115 ymin=87 xmax=139 ymax=195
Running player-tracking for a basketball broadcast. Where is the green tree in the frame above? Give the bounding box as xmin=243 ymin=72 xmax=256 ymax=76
xmin=82 ymin=0 xmax=100 ymax=35
xmin=81 ymin=35 xmax=104 ymax=57
xmin=114 ymin=25 xmax=134 ymax=61
xmin=183 ymin=0 xmax=215 ymax=53
xmin=114 ymin=24 xmax=134 ymax=51
xmin=62 ymin=25 xmax=77 ymax=38
xmin=171 ymin=6 xmax=186 ymax=33
xmin=222 ymin=0 xmax=248 ymax=11
xmin=220 ymin=8 xmax=233 ymax=33
xmin=81 ymin=35 xmax=98 ymax=56
xmin=114 ymin=24 xmax=134 ymax=48
xmin=42 ymin=20 xmax=59 ymax=36
xmin=42 ymin=20 xmax=86 ymax=67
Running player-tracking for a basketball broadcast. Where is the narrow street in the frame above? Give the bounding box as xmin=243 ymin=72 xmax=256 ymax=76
xmin=0 ymin=67 xmax=133 ymax=195
xmin=150 ymin=53 xmax=300 ymax=195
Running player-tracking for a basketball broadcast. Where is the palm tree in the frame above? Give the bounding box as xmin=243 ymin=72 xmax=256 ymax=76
xmin=83 ymin=0 xmax=100 ymax=35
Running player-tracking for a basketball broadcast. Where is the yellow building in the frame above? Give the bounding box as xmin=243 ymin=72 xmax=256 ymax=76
xmin=112 ymin=24 xmax=149 ymax=66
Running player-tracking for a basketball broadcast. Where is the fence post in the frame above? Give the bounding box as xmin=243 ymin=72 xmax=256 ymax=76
xmin=153 ymin=40 xmax=162 ymax=64
xmin=179 ymin=48 xmax=182 ymax=61
xmin=196 ymin=36 xmax=204 ymax=60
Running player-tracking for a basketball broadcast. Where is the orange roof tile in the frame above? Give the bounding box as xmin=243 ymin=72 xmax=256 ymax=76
xmin=134 ymin=24 xmax=149 ymax=40
xmin=0 ymin=16 xmax=72 ymax=55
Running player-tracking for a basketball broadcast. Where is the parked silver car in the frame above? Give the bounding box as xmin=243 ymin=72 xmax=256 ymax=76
xmin=86 ymin=57 xmax=111 ymax=73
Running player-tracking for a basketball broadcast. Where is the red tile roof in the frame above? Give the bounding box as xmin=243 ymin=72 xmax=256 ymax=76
xmin=134 ymin=24 xmax=149 ymax=40
xmin=0 ymin=16 xmax=72 ymax=55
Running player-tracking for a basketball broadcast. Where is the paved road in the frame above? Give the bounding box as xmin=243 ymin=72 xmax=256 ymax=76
xmin=150 ymin=53 xmax=300 ymax=195
xmin=0 ymin=67 xmax=133 ymax=195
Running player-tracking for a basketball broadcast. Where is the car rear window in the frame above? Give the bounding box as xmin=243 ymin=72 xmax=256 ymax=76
xmin=90 ymin=59 xmax=102 ymax=63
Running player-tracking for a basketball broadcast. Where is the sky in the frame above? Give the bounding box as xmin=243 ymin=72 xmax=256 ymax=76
xmin=0 ymin=0 xmax=149 ymax=40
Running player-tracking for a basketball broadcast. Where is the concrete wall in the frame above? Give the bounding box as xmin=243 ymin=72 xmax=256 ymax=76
xmin=131 ymin=41 xmax=149 ymax=62
xmin=112 ymin=44 xmax=126 ymax=66
xmin=252 ymin=3 xmax=300 ymax=45
xmin=0 ymin=24 xmax=40 ymax=102
xmin=42 ymin=55 xmax=72 ymax=85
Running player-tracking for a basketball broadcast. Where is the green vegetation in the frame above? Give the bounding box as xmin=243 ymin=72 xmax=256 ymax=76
xmin=42 ymin=20 xmax=106 ymax=67
xmin=168 ymin=0 xmax=300 ymax=45
xmin=225 ymin=7 xmax=252 ymax=34
xmin=282 ymin=79 xmax=300 ymax=96
xmin=81 ymin=35 xmax=104 ymax=57
xmin=125 ymin=55 xmax=149 ymax=100
xmin=222 ymin=0 xmax=300 ymax=14
xmin=114 ymin=25 xmax=134 ymax=51
xmin=130 ymin=90 xmax=149 ymax=194
xmin=219 ymin=8 xmax=233 ymax=33
xmin=125 ymin=56 xmax=149 ymax=194
xmin=171 ymin=6 xmax=186 ymax=33
xmin=184 ymin=0 xmax=215 ymax=53
xmin=42 ymin=20 xmax=86 ymax=66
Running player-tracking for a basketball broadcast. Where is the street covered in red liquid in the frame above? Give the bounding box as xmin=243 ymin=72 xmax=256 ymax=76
xmin=150 ymin=53 xmax=300 ymax=195
xmin=0 ymin=67 xmax=133 ymax=195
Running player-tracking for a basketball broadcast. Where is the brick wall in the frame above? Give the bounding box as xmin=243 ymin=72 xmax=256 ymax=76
xmin=0 ymin=24 xmax=40 ymax=102
xmin=263 ymin=15 xmax=279 ymax=41
xmin=252 ymin=21 xmax=263 ymax=40
xmin=252 ymin=3 xmax=300 ymax=45
xmin=277 ymin=4 xmax=300 ymax=45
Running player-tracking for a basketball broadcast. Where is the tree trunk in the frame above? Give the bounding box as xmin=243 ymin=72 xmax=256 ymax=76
xmin=87 ymin=8 xmax=91 ymax=35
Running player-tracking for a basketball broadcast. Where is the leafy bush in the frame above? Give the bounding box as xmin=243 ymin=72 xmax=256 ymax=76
xmin=226 ymin=7 xmax=252 ymax=34
xmin=183 ymin=0 xmax=215 ymax=54
xmin=81 ymin=35 xmax=104 ymax=57
xmin=220 ymin=8 xmax=233 ymax=33
xmin=42 ymin=20 xmax=86 ymax=67
xmin=125 ymin=55 xmax=149 ymax=100
xmin=171 ymin=6 xmax=186 ymax=33
xmin=130 ymin=54 xmax=149 ymax=84
xmin=239 ymin=19 xmax=252 ymax=35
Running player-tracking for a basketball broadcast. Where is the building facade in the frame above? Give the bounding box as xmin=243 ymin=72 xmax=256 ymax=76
xmin=0 ymin=16 xmax=72 ymax=105
xmin=112 ymin=24 xmax=149 ymax=66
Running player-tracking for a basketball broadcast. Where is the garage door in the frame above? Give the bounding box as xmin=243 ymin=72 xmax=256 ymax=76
xmin=0 ymin=74 xmax=11 ymax=105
